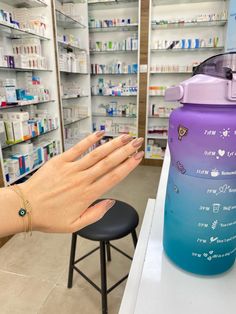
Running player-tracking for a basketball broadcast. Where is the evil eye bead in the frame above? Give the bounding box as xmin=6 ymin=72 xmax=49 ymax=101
xmin=18 ymin=208 xmax=27 ymax=217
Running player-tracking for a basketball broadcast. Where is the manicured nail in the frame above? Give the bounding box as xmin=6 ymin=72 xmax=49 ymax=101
xmin=121 ymin=134 xmax=133 ymax=143
xmin=105 ymin=199 xmax=116 ymax=210
xmin=132 ymin=137 xmax=144 ymax=148
xmin=133 ymin=151 xmax=144 ymax=160
xmin=95 ymin=130 xmax=105 ymax=137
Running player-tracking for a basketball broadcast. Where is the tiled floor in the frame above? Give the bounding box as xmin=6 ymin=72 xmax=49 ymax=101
xmin=0 ymin=165 xmax=161 ymax=314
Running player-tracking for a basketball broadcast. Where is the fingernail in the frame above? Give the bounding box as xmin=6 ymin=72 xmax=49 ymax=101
xmin=95 ymin=130 xmax=105 ymax=137
xmin=133 ymin=151 xmax=144 ymax=160
xmin=121 ymin=134 xmax=133 ymax=143
xmin=105 ymin=199 xmax=116 ymax=210
xmin=132 ymin=137 xmax=144 ymax=148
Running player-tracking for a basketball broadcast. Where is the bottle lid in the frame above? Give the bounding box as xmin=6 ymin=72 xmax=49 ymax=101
xmin=165 ymin=52 xmax=236 ymax=105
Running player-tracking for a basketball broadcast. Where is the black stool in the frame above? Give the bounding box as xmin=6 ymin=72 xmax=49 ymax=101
xmin=67 ymin=200 xmax=139 ymax=314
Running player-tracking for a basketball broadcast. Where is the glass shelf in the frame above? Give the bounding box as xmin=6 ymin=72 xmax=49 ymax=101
xmin=151 ymin=47 xmax=224 ymax=53
xmin=57 ymin=0 xmax=85 ymax=3
xmin=90 ymin=50 xmax=138 ymax=54
xmin=152 ymin=20 xmax=227 ymax=30
xmin=92 ymin=94 xmax=137 ymax=97
xmin=88 ymin=0 xmax=138 ymax=10
xmin=60 ymin=70 xmax=88 ymax=74
xmin=147 ymin=134 xmax=168 ymax=140
xmin=153 ymin=0 xmax=224 ymax=5
xmin=3 ymin=127 xmax=58 ymax=149
xmin=91 ymin=72 xmax=137 ymax=75
xmin=0 ymin=100 xmax=55 ymax=110
xmin=56 ymin=10 xmax=86 ymax=29
xmin=150 ymin=71 xmax=192 ymax=74
xmin=89 ymin=24 xmax=138 ymax=33
xmin=64 ymin=116 xmax=89 ymax=126
xmin=149 ymin=94 xmax=165 ymax=97
xmin=57 ymin=40 xmax=86 ymax=51
xmin=0 ymin=21 xmax=50 ymax=41
xmin=62 ymin=95 xmax=89 ymax=100
xmin=1 ymin=0 xmax=47 ymax=8
xmin=93 ymin=114 xmax=136 ymax=118
xmin=0 ymin=66 xmax=52 ymax=72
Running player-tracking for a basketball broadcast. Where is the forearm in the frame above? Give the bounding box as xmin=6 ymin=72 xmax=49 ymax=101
xmin=0 ymin=186 xmax=24 ymax=237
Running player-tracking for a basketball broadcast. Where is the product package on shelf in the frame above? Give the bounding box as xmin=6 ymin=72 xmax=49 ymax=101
xmin=150 ymin=104 xmax=176 ymax=118
xmin=55 ymin=1 xmax=85 ymax=25
xmin=0 ymin=73 xmax=51 ymax=108
xmin=150 ymin=64 xmax=197 ymax=73
xmin=61 ymin=82 xmax=88 ymax=98
xmin=91 ymin=78 xmax=138 ymax=96
xmin=91 ymin=61 xmax=138 ymax=74
xmin=90 ymin=35 xmax=138 ymax=52
xmin=3 ymin=138 xmax=60 ymax=184
xmin=89 ymin=16 xmax=137 ymax=28
xmin=59 ymin=48 xmax=88 ymax=73
xmin=146 ymin=139 xmax=166 ymax=159
xmin=63 ymin=106 xmax=88 ymax=123
xmin=93 ymin=119 xmax=137 ymax=137
xmin=149 ymin=85 xmax=168 ymax=96
xmin=0 ymin=109 xmax=58 ymax=145
xmin=152 ymin=37 xmax=222 ymax=50
xmin=94 ymin=101 xmax=136 ymax=117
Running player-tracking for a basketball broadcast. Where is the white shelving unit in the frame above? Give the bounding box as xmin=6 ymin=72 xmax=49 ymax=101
xmin=55 ymin=0 xmax=92 ymax=151
xmin=0 ymin=0 xmax=63 ymax=186
xmin=88 ymin=0 xmax=140 ymax=138
xmin=146 ymin=0 xmax=229 ymax=160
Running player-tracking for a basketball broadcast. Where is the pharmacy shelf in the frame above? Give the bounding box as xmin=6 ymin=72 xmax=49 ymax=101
xmin=64 ymin=116 xmax=90 ymax=126
xmin=93 ymin=114 xmax=136 ymax=118
xmin=1 ymin=0 xmax=47 ymax=8
xmin=153 ymin=0 xmax=224 ymax=5
xmin=8 ymin=161 xmax=43 ymax=186
xmin=147 ymin=134 xmax=168 ymax=140
xmin=60 ymin=70 xmax=89 ymax=74
xmin=88 ymin=0 xmax=138 ymax=10
xmin=90 ymin=50 xmax=138 ymax=54
xmin=0 ymin=100 xmax=55 ymax=110
xmin=89 ymin=24 xmax=138 ymax=32
xmin=62 ymin=95 xmax=89 ymax=100
xmin=57 ymin=0 xmax=85 ymax=3
xmin=0 ymin=66 xmax=52 ymax=72
xmin=91 ymin=72 xmax=137 ymax=76
xmin=56 ymin=10 xmax=86 ymax=29
xmin=151 ymin=47 xmax=224 ymax=53
xmin=151 ymin=20 xmax=227 ymax=30
xmin=150 ymin=71 xmax=192 ymax=75
xmin=2 ymin=128 xmax=58 ymax=150
xmin=92 ymin=94 xmax=137 ymax=97
xmin=0 ymin=22 xmax=50 ymax=41
xmin=57 ymin=40 xmax=87 ymax=51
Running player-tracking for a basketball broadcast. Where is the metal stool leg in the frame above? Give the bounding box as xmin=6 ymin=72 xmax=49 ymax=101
xmin=100 ymin=241 xmax=108 ymax=314
xmin=67 ymin=233 xmax=77 ymax=288
xmin=106 ymin=241 xmax=111 ymax=262
xmin=131 ymin=229 xmax=138 ymax=248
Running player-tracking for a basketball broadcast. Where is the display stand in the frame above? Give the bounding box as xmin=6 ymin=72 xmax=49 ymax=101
xmin=88 ymin=0 xmax=140 ymax=139
xmin=145 ymin=0 xmax=228 ymax=160
xmin=55 ymin=0 xmax=92 ymax=151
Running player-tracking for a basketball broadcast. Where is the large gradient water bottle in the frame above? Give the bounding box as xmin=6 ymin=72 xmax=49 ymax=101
xmin=163 ymin=53 xmax=236 ymax=275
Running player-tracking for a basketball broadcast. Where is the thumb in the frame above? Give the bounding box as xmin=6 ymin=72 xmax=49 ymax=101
xmin=71 ymin=200 xmax=116 ymax=232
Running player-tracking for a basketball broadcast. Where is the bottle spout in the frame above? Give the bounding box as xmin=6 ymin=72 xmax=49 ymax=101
xmin=164 ymin=85 xmax=184 ymax=101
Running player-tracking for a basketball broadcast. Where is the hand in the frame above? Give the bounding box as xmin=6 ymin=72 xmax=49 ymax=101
xmin=20 ymin=132 xmax=144 ymax=233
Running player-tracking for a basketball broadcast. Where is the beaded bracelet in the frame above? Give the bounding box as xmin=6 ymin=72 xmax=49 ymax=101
xmin=10 ymin=185 xmax=33 ymax=236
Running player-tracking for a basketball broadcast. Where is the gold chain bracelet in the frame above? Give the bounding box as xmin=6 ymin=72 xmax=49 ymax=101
xmin=10 ymin=185 xmax=33 ymax=236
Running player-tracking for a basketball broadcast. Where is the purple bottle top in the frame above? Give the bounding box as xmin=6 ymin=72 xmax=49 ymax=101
xmin=165 ymin=53 xmax=236 ymax=106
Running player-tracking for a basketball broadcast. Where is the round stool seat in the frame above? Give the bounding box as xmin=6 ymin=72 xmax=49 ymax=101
xmin=77 ymin=200 xmax=139 ymax=241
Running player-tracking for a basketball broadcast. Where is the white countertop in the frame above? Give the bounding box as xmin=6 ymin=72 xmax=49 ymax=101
xmin=120 ymin=148 xmax=236 ymax=314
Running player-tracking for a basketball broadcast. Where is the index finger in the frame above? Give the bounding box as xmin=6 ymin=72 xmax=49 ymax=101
xmin=61 ymin=131 xmax=105 ymax=162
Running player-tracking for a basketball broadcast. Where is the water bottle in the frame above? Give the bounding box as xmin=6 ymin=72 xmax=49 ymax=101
xmin=163 ymin=53 xmax=236 ymax=275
